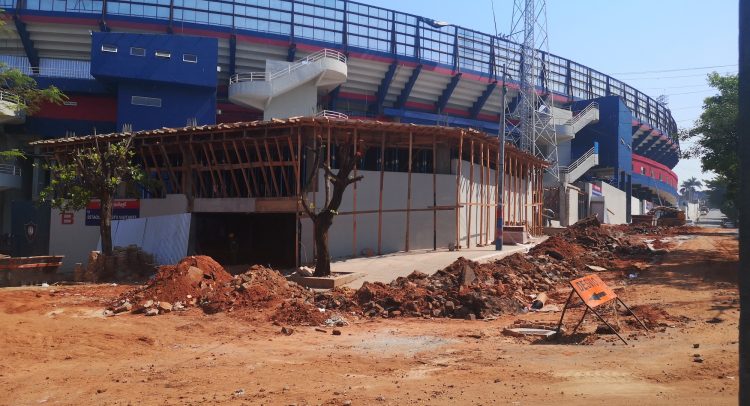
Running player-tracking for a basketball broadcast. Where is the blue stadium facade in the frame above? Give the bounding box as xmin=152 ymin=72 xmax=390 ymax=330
xmin=0 ymin=0 xmax=680 ymax=232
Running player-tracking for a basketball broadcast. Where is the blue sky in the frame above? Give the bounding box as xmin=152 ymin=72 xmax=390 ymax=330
xmin=370 ymin=0 xmax=739 ymax=188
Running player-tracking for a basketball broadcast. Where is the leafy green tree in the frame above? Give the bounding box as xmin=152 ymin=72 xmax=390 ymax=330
xmin=704 ymin=175 xmax=737 ymax=220
xmin=681 ymin=73 xmax=738 ymax=209
xmin=0 ymin=66 xmax=66 ymax=114
xmin=39 ymin=137 xmax=145 ymax=257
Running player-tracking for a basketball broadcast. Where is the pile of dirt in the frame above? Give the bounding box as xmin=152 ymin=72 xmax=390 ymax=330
xmin=316 ymin=254 xmax=570 ymax=320
xmin=316 ymin=216 xmax=656 ymax=320
xmin=109 ymin=257 xmax=324 ymax=324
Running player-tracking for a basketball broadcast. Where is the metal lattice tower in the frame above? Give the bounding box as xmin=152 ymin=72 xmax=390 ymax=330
xmin=507 ymin=0 xmax=559 ymax=179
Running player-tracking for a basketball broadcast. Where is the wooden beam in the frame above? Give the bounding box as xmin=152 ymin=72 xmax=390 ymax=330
xmin=263 ymin=138 xmax=281 ymax=197
xmin=159 ymin=143 xmax=181 ymax=195
xmin=253 ymin=139 xmax=271 ymax=197
xmin=479 ymin=142 xmax=484 ymax=246
xmin=221 ymin=140 xmax=241 ymax=197
xmin=207 ymin=142 xmax=227 ymax=198
xmin=187 ymin=142 xmax=206 ymax=197
xmin=231 ymin=140 xmax=252 ymax=197
xmin=274 ymin=137 xmax=292 ymax=194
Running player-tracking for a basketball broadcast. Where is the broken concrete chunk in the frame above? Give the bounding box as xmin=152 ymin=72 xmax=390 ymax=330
xmin=461 ymin=264 xmax=477 ymax=286
xmin=585 ymin=265 xmax=608 ymax=272
xmin=144 ymin=308 xmax=159 ymax=316
xmin=158 ymin=302 xmax=173 ymax=313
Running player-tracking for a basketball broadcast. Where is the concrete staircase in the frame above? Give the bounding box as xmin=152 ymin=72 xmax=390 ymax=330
xmin=228 ymin=49 xmax=347 ymax=118
xmin=559 ymin=143 xmax=599 ymax=183
xmin=554 ymin=102 xmax=600 ymax=142
xmin=0 ymin=91 xmax=25 ymax=125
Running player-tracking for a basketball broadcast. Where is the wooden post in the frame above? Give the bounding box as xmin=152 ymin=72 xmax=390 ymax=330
xmin=352 ymin=128 xmax=358 ymax=257
xmin=377 ymin=131 xmax=386 ymax=255
xmin=467 ymin=138 xmax=474 ymax=248
xmin=477 ymin=142 xmax=484 ymax=246
xmin=231 ymin=140 xmax=251 ymax=197
xmin=432 ymin=133 xmax=437 ymax=251
xmin=187 ymin=142 xmax=206 ymax=197
xmin=455 ymin=131 xmax=463 ymax=248
xmin=240 ymin=136 xmax=259 ymax=197
xmin=221 ymin=140 xmax=241 ymax=197
xmin=405 ymin=131 xmax=413 ymax=252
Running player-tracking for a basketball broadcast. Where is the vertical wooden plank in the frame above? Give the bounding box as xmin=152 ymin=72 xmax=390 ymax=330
xmin=467 ymin=138 xmax=474 ymax=248
xmin=377 ymin=131 xmax=386 ymax=255
xmin=221 ymin=140 xmax=241 ymax=197
xmin=263 ymin=139 xmax=281 ymax=197
xmin=478 ymin=142 xmax=484 ymax=246
xmin=188 ymin=142 xmax=206 ymax=197
xmin=405 ymin=130 xmax=413 ymax=252
xmin=352 ymin=128 xmax=358 ymax=257
xmin=455 ymin=131 xmax=463 ymax=248
xmin=486 ymin=144 xmax=491 ymax=244
xmin=239 ymin=138 xmax=260 ymax=197
xmin=253 ymin=139 xmax=271 ymax=197
xmin=326 ymin=124 xmax=331 ymax=204
xmin=432 ymin=133 xmax=437 ymax=251
xmin=158 ymin=144 xmax=180 ymax=195
xmin=231 ymin=140 xmax=252 ymax=197
xmin=296 ymin=128 xmax=302 ymax=196
xmin=207 ymin=142 xmax=227 ymax=198
xmin=274 ymin=137 xmax=291 ymax=194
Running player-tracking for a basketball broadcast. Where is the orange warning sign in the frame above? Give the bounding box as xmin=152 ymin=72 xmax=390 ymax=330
xmin=570 ymin=274 xmax=617 ymax=308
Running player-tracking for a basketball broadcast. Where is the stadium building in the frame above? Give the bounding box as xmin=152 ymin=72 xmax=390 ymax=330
xmin=0 ymin=0 xmax=680 ymax=265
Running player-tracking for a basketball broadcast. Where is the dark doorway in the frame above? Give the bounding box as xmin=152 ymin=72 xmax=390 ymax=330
xmin=193 ymin=213 xmax=296 ymax=270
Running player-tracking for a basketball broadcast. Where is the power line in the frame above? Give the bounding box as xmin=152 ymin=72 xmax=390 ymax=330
xmin=620 ymin=71 xmax=737 ymax=81
xmin=612 ymin=64 xmax=737 ymax=75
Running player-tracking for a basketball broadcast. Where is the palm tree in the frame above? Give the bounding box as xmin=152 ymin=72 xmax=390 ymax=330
xmin=680 ymin=177 xmax=703 ymax=202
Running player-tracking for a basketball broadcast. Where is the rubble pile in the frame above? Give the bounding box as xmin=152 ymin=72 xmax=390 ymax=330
xmin=109 ymin=257 xmax=323 ymax=323
xmin=316 ymin=216 xmax=655 ymax=320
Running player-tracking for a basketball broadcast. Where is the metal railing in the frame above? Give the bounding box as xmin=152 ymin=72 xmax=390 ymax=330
xmin=565 ymin=102 xmax=599 ymax=127
xmin=230 ymin=49 xmax=346 ymax=84
xmin=315 ymin=110 xmax=349 ymax=120
xmin=559 ymin=143 xmax=598 ymax=174
xmin=0 ymin=90 xmax=20 ymax=105
xmin=3 ymin=0 xmax=679 ymax=139
xmin=0 ymin=164 xmax=21 ymax=176
xmin=28 ymin=66 xmax=94 ymax=79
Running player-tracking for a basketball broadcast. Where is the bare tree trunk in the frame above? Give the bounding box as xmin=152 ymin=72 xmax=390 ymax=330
xmin=313 ymin=212 xmax=334 ymax=277
xmin=100 ymin=192 xmax=114 ymax=257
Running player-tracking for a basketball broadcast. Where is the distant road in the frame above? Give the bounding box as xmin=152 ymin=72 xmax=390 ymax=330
xmin=697 ymin=209 xmax=725 ymax=228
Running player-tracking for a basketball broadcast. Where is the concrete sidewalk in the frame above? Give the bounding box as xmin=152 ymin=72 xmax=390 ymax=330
xmin=333 ymin=237 xmax=547 ymax=289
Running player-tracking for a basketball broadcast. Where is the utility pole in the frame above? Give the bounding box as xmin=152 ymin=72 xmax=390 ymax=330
xmin=738 ymin=0 xmax=749 ymax=401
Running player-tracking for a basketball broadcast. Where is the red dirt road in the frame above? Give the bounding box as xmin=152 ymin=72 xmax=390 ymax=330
xmin=0 ymin=229 xmax=739 ymax=405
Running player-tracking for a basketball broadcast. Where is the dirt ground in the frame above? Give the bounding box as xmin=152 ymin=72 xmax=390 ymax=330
xmin=0 ymin=228 xmax=739 ymax=405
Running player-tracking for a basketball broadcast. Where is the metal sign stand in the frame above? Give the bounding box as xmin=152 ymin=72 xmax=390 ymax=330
xmin=556 ymin=287 xmax=649 ymax=345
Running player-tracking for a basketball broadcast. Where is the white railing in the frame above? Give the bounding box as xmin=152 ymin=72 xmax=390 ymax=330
xmin=315 ymin=110 xmax=348 ymax=120
xmin=559 ymin=145 xmax=597 ymax=174
xmin=0 ymin=91 xmax=21 ymax=105
xmin=28 ymin=66 xmax=94 ymax=79
xmin=565 ymin=102 xmax=599 ymax=126
xmin=229 ymin=48 xmax=346 ymax=84
xmin=0 ymin=164 xmax=21 ymax=176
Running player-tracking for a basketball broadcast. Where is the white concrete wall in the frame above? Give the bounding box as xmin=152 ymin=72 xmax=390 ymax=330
xmin=684 ymin=202 xmax=700 ymax=221
xmin=49 ymin=194 xmax=188 ymax=271
xmin=631 ymin=196 xmax=643 ymax=216
xmin=299 ymin=158 xmax=535 ymax=261
xmin=589 ymin=182 xmax=627 ymax=224
xmin=301 ymin=168 xmax=458 ymax=260
xmin=263 ymin=82 xmax=318 ymax=120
